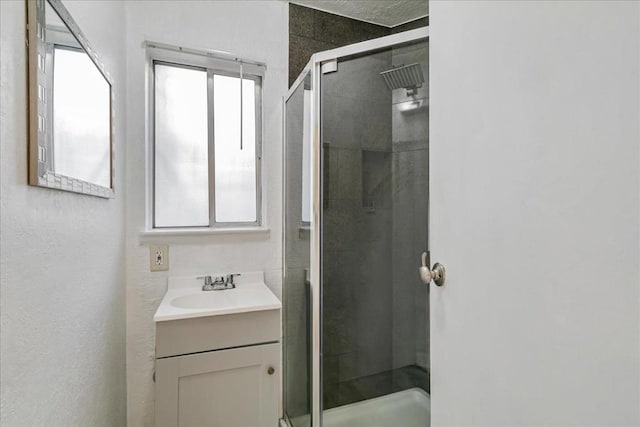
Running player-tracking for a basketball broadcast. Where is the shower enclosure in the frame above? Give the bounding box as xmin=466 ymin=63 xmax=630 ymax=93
xmin=283 ymin=27 xmax=429 ymax=427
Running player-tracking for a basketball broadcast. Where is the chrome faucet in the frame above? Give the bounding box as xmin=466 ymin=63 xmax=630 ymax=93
xmin=197 ymin=275 xmax=225 ymax=291
xmin=197 ymin=274 xmax=240 ymax=291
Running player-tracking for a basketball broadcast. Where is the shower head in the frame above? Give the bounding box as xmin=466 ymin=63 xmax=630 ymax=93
xmin=380 ymin=63 xmax=425 ymax=96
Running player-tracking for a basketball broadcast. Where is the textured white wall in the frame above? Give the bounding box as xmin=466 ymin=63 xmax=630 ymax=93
xmin=123 ymin=2 xmax=288 ymax=425
xmin=430 ymin=1 xmax=639 ymax=426
xmin=0 ymin=1 xmax=127 ymax=426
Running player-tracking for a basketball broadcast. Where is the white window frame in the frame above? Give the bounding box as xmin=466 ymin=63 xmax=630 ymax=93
xmin=143 ymin=42 xmax=266 ymax=236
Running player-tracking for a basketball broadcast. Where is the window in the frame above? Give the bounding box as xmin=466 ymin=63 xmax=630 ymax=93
xmin=150 ymin=48 xmax=263 ymax=229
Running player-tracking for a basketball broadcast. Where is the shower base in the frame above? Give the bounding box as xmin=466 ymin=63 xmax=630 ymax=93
xmin=289 ymin=387 xmax=430 ymax=427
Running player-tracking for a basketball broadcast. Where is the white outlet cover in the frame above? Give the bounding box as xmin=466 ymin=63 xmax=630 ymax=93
xmin=150 ymin=244 xmax=169 ymax=272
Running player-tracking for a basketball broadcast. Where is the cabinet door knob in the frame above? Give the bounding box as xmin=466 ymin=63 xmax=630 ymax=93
xmin=267 ymin=367 xmax=275 ymax=375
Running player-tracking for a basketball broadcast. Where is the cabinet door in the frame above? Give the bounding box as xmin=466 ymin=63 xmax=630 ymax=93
xmin=155 ymin=343 xmax=280 ymax=427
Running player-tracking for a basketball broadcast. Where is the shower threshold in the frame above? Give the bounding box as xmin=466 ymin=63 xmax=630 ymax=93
xmin=289 ymin=387 xmax=430 ymax=427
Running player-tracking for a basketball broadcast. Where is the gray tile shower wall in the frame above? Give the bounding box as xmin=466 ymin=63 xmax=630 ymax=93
xmin=391 ymin=16 xmax=429 ymax=34
xmin=289 ymin=3 xmax=390 ymax=87
xmin=288 ymin=4 xmax=428 ymax=87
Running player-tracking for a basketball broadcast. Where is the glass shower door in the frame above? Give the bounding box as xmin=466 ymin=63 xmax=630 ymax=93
xmin=320 ymin=39 xmax=430 ymax=425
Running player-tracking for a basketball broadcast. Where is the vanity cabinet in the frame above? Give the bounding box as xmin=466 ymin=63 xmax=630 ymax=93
xmin=153 ymin=273 xmax=282 ymax=427
xmin=155 ymin=343 xmax=279 ymax=427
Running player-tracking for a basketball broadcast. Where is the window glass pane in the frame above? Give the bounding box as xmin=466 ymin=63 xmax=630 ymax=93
xmin=53 ymin=47 xmax=111 ymax=188
xmin=213 ymin=75 xmax=257 ymax=223
xmin=154 ymin=63 xmax=209 ymax=227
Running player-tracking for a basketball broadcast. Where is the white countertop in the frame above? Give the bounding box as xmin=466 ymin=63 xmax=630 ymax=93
xmin=154 ymin=271 xmax=281 ymax=322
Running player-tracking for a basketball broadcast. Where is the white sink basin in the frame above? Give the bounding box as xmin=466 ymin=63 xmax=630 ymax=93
xmin=154 ymin=271 xmax=281 ymax=322
xmin=170 ymin=289 xmax=266 ymax=310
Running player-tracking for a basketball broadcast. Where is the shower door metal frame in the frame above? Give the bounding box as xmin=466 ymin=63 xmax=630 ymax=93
xmin=284 ymin=26 xmax=429 ymax=427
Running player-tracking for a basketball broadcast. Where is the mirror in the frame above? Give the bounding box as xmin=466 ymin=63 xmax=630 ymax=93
xmin=28 ymin=0 xmax=114 ymax=197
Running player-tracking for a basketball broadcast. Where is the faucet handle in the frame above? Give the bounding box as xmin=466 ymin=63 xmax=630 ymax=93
xmin=196 ymin=275 xmax=212 ymax=286
xmin=225 ymin=273 xmax=241 ymax=286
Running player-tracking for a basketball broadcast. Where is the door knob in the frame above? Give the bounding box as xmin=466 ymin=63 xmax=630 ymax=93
xmin=419 ymin=252 xmax=446 ymax=287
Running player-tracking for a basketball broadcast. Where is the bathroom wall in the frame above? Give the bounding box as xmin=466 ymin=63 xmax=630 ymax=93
xmin=0 ymin=1 xmax=127 ymax=425
xmin=123 ymin=2 xmax=288 ymax=426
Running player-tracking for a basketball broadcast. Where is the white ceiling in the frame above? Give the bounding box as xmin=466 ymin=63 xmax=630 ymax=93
xmin=290 ymin=0 xmax=428 ymax=28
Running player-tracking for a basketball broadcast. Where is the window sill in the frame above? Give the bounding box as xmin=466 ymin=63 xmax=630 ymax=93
xmin=139 ymin=226 xmax=270 ymax=244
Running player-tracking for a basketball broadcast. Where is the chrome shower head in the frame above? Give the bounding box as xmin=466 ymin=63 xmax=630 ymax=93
xmin=380 ymin=63 xmax=425 ymax=96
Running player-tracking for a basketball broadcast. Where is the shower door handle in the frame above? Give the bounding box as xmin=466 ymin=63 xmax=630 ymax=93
xmin=419 ymin=252 xmax=446 ymax=287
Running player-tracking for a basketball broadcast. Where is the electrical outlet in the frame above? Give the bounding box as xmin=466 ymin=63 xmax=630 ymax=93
xmin=150 ymin=244 xmax=169 ymax=272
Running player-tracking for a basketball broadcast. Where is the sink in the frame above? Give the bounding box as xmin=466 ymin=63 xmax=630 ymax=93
xmin=170 ymin=289 xmax=265 ymax=310
xmin=153 ymin=271 xmax=282 ymax=359
xmin=154 ymin=271 xmax=281 ymax=322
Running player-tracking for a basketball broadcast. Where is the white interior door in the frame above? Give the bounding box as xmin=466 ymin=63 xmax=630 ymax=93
xmin=429 ymin=2 xmax=639 ymax=426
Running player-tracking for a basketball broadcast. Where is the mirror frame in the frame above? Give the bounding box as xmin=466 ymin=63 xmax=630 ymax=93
xmin=27 ymin=0 xmax=115 ymax=198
